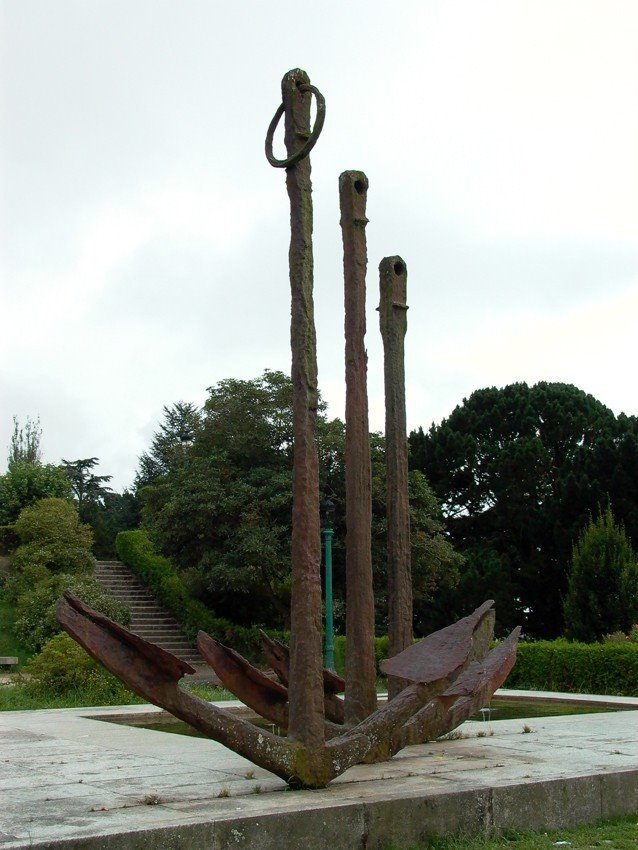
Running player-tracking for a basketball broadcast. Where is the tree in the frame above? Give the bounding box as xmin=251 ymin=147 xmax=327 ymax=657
xmin=563 ymin=509 xmax=638 ymax=642
xmin=61 ymin=458 xmax=113 ymax=511
xmin=135 ymin=402 xmax=203 ymax=489
xmin=96 ymin=490 xmax=140 ymax=554
xmin=410 ymin=382 xmax=638 ymax=637
xmin=139 ymin=373 xmax=297 ymax=627
xmin=0 ymin=461 xmax=72 ymax=526
xmin=7 ymin=416 xmax=42 ymax=468
xmin=60 ymin=459 xmax=139 ymax=557
xmin=140 ymin=371 xmax=461 ymax=632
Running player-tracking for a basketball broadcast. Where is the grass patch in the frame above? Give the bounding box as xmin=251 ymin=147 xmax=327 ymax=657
xmin=0 ymin=680 xmax=233 ymax=712
xmin=186 ymin=683 xmax=235 ymax=701
xmin=389 ymin=815 xmax=638 ymax=849
xmin=0 ymin=598 xmax=32 ymax=669
xmin=0 ymin=681 xmax=145 ymax=711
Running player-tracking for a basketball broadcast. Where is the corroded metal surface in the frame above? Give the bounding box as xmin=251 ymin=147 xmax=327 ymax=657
xmin=340 ymin=170 xmax=377 ymax=725
xmin=260 ymin=630 xmax=346 ymax=694
xmin=198 ymin=631 xmax=345 ymax=726
xmin=56 ymin=593 xmax=298 ymax=781
xmin=380 ymin=599 xmax=495 ymax=683
xmin=379 ymin=256 xmax=412 ymax=697
xmin=395 ymin=627 xmax=521 ymax=749
xmin=265 ymin=84 xmax=325 ymax=168
xmin=277 ymin=68 xmax=325 ymax=748
xmin=58 ymin=589 xmax=517 ymax=786
xmin=197 ymin=632 xmax=289 ymax=727
xmin=55 ymin=69 xmax=522 ymax=790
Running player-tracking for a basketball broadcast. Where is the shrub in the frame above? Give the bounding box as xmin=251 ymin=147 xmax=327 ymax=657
xmin=0 ymin=525 xmax=19 ymax=555
xmin=14 ymin=573 xmax=130 ymax=653
xmin=504 ymin=639 xmax=638 ymax=696
xmin=12 ymin=498 xmax=94 ymax=572
xmin=25 ymin=632 xmax=134 ymax=700
xmin=605 ymin=625 xmax=638 ymax=644
xmin=333 ymin=635 xmax=389 ymax=678
xmin=1 ymin=562 xmax=50 ymax=604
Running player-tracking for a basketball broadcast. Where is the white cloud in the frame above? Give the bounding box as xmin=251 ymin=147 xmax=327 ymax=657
xmin=2 ymin=0 xmax=637 ymax=490
xmin=423 ymin=280 xmax=638 ymax=422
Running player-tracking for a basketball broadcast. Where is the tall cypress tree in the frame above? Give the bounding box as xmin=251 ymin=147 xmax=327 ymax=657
xmin=563 ymin=508 xmax=638 ymax=642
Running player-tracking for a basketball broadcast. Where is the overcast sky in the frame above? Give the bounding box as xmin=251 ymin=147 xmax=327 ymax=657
xmin=2 ymin=1 xmax=637 ymax=491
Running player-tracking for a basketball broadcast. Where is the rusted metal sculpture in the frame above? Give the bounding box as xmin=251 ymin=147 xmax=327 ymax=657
xmin=57 ymin=68 xmax=520 ymax=790
xmin=379 ymin=257 xmax=413 ymax=698
xmin=340 ymin=170 xmax=377 ymax=724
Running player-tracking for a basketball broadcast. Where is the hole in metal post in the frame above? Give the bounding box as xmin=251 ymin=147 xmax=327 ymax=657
xmin=393 ymin=262 xmax=404 ymax=276
xmin=354 ymin=179 xmax=366 ymax=195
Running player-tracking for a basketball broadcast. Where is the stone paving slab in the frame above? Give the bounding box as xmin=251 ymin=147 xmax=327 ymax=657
xmin=0 ymin=692 xmax=637 ymax=849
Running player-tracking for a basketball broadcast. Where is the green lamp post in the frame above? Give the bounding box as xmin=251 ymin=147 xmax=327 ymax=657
xmin=321 ymin=498 xmax=335 ymax=670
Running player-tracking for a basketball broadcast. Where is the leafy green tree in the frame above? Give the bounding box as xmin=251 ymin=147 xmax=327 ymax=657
xmin=7 ymin=416 xmax=42 ymax=467
xmin=0 ymin=462 xmax=72 ymax=526
xmin=76 ymin=490 xmax=141 ymax=559
xmin=563 ymin=509 xmax=638 ymax=642
xmin=139 ymin=374 xmax=296 ymax=627
xmin=410 ymin=382 xmax=638 ymax=637
xmin=405 ymin=470 xmax=463 ymax=635
xmin=59 ymin=458 xmax=131 ymax=556
xmin=140 ymin=371 xmax=461 ymax=633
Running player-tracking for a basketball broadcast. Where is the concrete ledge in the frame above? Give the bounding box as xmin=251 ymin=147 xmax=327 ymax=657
xmin=1 ymin=697 xmax=638 ymax=849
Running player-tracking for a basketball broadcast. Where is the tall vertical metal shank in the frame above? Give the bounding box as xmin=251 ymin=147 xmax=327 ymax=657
xmin=340 ymin=170 xmax=377 ymax=724
xmin=268 ymin=69 xmax=325 ymax=747
xmin=379 ymin=257 xmax=412 ymax=698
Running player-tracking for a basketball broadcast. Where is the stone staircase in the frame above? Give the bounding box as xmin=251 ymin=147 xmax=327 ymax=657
xmin=93 ymin=560 xmax=216 ymax=680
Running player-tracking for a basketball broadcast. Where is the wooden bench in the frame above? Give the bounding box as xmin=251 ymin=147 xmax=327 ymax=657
xmin=0 ymin=657 xmax=18 ymax=669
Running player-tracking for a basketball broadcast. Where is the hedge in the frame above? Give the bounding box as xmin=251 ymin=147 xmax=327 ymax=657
xmin=504 ymin=639 xmax=638 ymax=696
xmin=115 ymin=530 xmax=288 ymax=662
xmin=333 ymin=635 xmax=389 ymax=679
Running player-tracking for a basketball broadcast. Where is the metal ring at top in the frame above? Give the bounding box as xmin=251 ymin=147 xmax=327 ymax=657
xmin=265 ymin=83 xmax=326 ymax=169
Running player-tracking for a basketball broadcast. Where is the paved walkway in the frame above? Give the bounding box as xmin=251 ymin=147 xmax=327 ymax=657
xmin=1 ymin=690 xmax=638 ymax=849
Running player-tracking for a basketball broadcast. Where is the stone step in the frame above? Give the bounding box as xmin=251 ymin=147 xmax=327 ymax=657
xmin=128 ymin=615 xmax=176 ymax=620
xmin=131 ymin=628 xmax=187 ymax=635
xmin=95 ymin=579 xmax=147 ymax=587
xmin=93 ymin=559 xmax=212 ymax=675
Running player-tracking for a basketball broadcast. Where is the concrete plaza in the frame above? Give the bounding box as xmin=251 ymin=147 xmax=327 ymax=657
xmin=1 ymin=690 xmax=638 ymax=849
